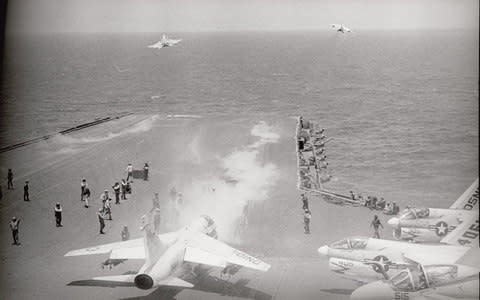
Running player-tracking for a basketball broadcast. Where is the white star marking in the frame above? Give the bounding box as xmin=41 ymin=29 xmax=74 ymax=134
xmin=436 ymin=222 xmax=448 ymax=236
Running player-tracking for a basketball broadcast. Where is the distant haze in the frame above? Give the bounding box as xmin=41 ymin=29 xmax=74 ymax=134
xmin=6 ymin=0 xmax=479 ymax=33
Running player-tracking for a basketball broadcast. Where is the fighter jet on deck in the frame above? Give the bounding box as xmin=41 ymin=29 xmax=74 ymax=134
xmin=148 ymin=34 xmax=182 ymax=49
xmin=388 ymin=179 xmax=479 ymax=243
xmin=350 ymin=258 xmax=479 ymax=300
xmin=317 ymin=232 xmax=476 ymax=284
xmin=330 ymin=24 xmax=352 ymax=33
xmin=65 ymin=213 xmax=270 ymax=290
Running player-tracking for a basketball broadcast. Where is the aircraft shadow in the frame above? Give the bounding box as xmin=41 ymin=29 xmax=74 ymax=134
xmin=319 ymin=288 xmax=355 ymax=295
xmin=120 ymin=272 xmax=272 ymax=300
xmin=68 ymin=270 xmax=271 ymax=300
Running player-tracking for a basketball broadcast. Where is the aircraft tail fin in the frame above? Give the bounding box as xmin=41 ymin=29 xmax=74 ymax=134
xmin=139 ymin=210 xmax=167 ymax=273
xmin=449 ymin=178 xmax=479 ymax=210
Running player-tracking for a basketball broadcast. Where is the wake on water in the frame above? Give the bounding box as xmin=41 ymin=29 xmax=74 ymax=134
xmin=43 ymin=115 xmax=160 ymax=154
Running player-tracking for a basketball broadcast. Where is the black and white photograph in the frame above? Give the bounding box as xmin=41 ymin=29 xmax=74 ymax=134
xmin=0 ymin=0 xmax=478 ymax=299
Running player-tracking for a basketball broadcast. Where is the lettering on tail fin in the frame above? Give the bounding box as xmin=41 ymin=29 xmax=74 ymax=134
xmin=457 ymin=219 xmax=479 ymax=246
xmin=463 ymin=188 xmax=479 ymax=210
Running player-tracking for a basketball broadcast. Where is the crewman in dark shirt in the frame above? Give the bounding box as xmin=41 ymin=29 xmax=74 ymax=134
xmin=54 ymin=203 xmax=63 ymax=227
xmin=23 ymin=181 xmax=30 ymax=201
xmin=7 ymin=169 xmax=13 ymax=189
xmin=113 ymin=182 xmax=121 ymax=204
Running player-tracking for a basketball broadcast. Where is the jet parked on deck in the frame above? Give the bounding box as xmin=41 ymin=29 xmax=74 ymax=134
xmin=388 ymin=179 xmax=478 ymax=243
xmin=65 ymin=213 xmax=270 ymax=290
xmin=350 ymin=258 xmax=479 ymax=300
xmin=317 ymin=228 xmax=477 ymax=284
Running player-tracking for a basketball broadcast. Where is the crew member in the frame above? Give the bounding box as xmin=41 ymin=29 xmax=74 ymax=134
xmin=303 ymin=209 xmax=312 ymax=234
xmin=350 ymin=191 xmax=356 ymax=200
xmin=9 ymin=217 xmax=20 ymax=245
xmin=81 ymin=178 xmax=87 ymax=201
xmin=23 ymin=181 xmax=30 ymax=201
xmin=377 ymin=197 xmax=386 ymax=210
xmin=301 ymin=193 xmax=309 ymax=210
xmin=83 ymin=187 xmax=90 ymax=208
xmin=101 ymin=190 xmax=112 ymax=220
xmin=7 ymin=169 xmax=13 ymax=190
xmin=97 ymin=208 xmax=106 ymax=234
xmin=54 ymin=202 xmax=63 ymax=227
xmin=121 ymin=225 xmax=130 ymax=241
xmin=392 ymin=202 xmax=400 ymax=215
xmin=121 ymin=179 xmax=127 ymax=200
xmin=143 ymin=163 xmax=149 ymax=181
xmin=112 ymin=182 xmax=121 ymax=204
xmin=370 ymin=215 xmax=384 ymax=238
xmin=126 ymin=163 xmax=133 ymax=182
xmin=371 ymin=196 xmax=378 ymax=209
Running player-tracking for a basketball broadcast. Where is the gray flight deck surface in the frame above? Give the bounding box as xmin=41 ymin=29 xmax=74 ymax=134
xmin=0 ymin=115 xmax=475 ymax=299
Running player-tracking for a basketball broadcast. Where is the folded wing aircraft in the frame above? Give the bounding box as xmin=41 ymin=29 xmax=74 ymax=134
xmin=350 ymin=256 xmax=479 ymax=300
xmin=388 ymin=179 xmax=478 ymax=243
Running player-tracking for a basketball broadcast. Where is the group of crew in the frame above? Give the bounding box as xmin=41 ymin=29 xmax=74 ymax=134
xmin=297 ymin=117 xmax=332 ymax=190
xmin=349 ymin=190 xmax=400 ymax=215
xmin=5 ymin=162 xmax=150 ymax=244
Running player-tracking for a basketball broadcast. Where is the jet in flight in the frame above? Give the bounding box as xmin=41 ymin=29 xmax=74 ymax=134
xmin=330 ymin=24 xmax=352 ymax=33
xmin=317 ymin=229 xmax=477 ymax=284
xmin=65 ymin=213 xmax=270 ymax=290
xmin=350 ymin=258 xmax=479 ymax=300
xmin=148 ymin=34 xmax=182 ymax=49
xmin=388 ymin=179 xmax=478 ymax=243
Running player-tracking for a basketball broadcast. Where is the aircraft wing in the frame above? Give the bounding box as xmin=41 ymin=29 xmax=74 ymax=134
xmin=169 ymin=39 xmax=182 ymax=45
xmin=148 ymin=42 xmax=165 ymax=49
xmin=449 ymin=178 xmax=478 ymax=210
xmin=65 ymin=231 xmax=179 ymax=258
xmin=185 ymin=233 xmax=270 ymax=272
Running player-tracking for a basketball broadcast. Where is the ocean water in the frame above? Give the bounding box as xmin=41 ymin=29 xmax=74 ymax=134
xmin=0 ymin=30 xmax=478 ymax=202
xmin=0 ymin=31 xmax=478 ymax=298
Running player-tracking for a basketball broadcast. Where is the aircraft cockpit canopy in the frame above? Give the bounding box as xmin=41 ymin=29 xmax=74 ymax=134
xmin=399 ymin=208 xmax=430 ymax=220
xmin=390 ymin=264 xmax=457 ymax=292
xmin=423 ymin=265 xmax=457 ymax=287
xmin=330 ymin=237 xmax=368 ymax=250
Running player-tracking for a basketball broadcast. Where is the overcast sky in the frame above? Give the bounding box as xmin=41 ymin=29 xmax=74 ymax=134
xmin=6 ymin=0 xmax=479 ymax=33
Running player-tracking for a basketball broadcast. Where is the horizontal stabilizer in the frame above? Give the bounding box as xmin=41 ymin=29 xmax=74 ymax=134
xmin=110 ymin=246 xmax=145 ymax=260
xmin=184 ymin=246 xmax=227 ymax=268
xmin=92 ymin=274 xmax=136 ymax=282
xmin=158 ymin=277 xmax=194 ymax=288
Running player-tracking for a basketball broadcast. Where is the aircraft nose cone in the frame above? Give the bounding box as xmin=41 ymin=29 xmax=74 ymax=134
xmin=318 ymin=246 xmax=329 ymax=257
xmin=387 ymin=217 xmax=400 ymax=228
